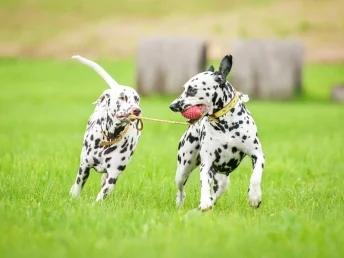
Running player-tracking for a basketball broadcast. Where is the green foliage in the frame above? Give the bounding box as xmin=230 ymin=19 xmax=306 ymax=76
xmin=0 ymin=59 xmax=344 ymax=258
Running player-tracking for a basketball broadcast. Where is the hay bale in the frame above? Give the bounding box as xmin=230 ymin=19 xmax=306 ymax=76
xmin=231 ymin=40 xmax=304 ymax=100
xmin=331 ymin=85 xmax=344 ymax=103
xmin=137 ymin=37 xmax=206 ymax=95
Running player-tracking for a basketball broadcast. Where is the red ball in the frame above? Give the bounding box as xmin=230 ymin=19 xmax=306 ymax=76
xmin=182 ymin=105 xmax=202 ymax=120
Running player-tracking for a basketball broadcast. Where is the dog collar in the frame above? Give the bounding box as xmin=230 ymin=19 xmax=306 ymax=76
xmin=210 ymin=90 xmax=239 ymax=120
xmin=100 ymin=124 xmax=130 ymax=147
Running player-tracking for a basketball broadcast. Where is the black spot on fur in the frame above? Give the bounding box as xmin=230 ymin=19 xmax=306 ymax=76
xmin=93 ymin=157 xmax=100 ymax=165
xmin=117 ymin=165 xmax=126 ymax=171
xmin=186 ymin=133 xmax=198 ymax=144
xmin=108 ymin=177 xmax=117 ymax=184
xmin=105 ymin=157 xmax=112 ymax=163
xmin=94 ymin=138 xmax=101 ymax=148
xmin=251 ymin=155 xmax=258 ymax=167
xmin=104 ymin=145 xmax=117 ymax=155
xmin=214 ymin=149 xmax=221 ymax=162
xmin=120 ymin=146 xmax=128 ymax=154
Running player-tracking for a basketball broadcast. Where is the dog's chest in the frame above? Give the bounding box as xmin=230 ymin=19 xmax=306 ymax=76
xmin=83 ymin=125 xmax=140 ymax=172
xmin=200 ymin=126 xmax=246 ymax=174
xmin=198 ymin=105 xmax=257 ymax=174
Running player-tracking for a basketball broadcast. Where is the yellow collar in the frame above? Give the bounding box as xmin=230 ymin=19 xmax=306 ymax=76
xmin=100 ymin=124 xmax=130 ymax=147
xmin=210 ymin=91 xmax=239 ymax=120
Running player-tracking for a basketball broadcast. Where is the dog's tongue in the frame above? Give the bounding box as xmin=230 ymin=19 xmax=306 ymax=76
xmin=182 ymin=105 xmax=203 ymax=120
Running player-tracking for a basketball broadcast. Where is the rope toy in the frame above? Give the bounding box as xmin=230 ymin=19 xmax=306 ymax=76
xmin=128 ymin=114 xmax=189 ymax=131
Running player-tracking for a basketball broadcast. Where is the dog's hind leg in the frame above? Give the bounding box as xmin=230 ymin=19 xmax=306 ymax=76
xmin=101 ymin=173 xmax=108 ymax=188
xmin=70 ymin=163 xmax=91 ymax=198
xmin=246 ymin=145 xmax=265 ymax=208
xmin=213 ymin=173 xmax=230 ymax=204
xmin=175 ymin=128 xmax=200 ymax=207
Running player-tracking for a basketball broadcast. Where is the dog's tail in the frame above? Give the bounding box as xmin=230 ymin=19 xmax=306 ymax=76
xmin=72 ymin=55 xmax=119 ymax=88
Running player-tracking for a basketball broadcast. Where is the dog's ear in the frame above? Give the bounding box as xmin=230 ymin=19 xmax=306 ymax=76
xmin=214 ymin=55 xmax=232 ymax=84
xmin=218 ymin=55 xmax=232 ymax=79
xmin=207 ymin=65 xmax=215 ymax=72
xmin=93 ymin=90 xmax=111 ymax=105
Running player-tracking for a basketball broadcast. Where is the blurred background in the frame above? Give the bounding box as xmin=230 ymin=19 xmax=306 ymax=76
xmin=1 ymin=0 xmax=343 ymax=62
xmin=1 ymin=0 xmax=344 ymax=101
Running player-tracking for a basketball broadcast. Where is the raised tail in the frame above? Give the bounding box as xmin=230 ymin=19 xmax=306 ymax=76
xmin=72 ymin=55 xmax=119 ymax=88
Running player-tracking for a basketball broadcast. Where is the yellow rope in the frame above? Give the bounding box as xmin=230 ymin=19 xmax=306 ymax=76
xmin=128 ymin=115 xmax=189 ymax=127
xmin=128 ymin=92 xmax=238 ymax=128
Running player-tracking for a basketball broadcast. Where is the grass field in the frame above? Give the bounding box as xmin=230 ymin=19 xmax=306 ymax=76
xmin=0 ymin=59 xmax=344 ymax=258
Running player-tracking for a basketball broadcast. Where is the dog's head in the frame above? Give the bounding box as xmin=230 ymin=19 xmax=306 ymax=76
xmin=94 ymin=86 xmax=141 ymax=125
xmin=169 ymin=55 xmax=235 ymax=121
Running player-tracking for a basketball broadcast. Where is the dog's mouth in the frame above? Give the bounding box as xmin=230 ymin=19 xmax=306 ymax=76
xmin=113 ymin=113 xmax=130 ymax=121
xmin=115 ymin=113 xmax=141 ymax=121
xmin=181 ymin=104 xmax=207 ymax=123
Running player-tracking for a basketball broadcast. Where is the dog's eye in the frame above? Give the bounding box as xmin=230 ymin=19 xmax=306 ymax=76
xmin=119 ymin=96 xmax=128 ymax=102
xmin=186 ymin=86 xmax=197 ymax=96
xmin=134 ymin=96 xmax=140 ymax=103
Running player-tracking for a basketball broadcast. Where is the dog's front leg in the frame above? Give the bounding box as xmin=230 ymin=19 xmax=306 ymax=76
xmin=175 ymin=128 xmax=201 ymax=207
xmin=70 ymin=163 xmax=90 ymax=198
xmin=96 ymin=168 xmax=122 ymax=201
xmin=213 ymin=173 xmax=230 ymax=204
xmin=199 ymin=163 xmax=214 ymax=211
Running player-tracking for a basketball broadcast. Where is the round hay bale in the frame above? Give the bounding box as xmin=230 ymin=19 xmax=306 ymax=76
xmin=137 ymin=37 xmax=206 ymax=95
xmin=231 ymin=40 xmax=304 ymax=100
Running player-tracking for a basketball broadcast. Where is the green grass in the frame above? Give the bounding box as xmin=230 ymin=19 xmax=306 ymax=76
xmin=0 ymin=59 xmax=344 ymax=258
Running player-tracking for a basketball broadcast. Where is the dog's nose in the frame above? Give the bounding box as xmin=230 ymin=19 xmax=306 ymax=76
xmin=169 ymin=102 xmax=179 ymax=112
xmin=132 ymin=108 xmax=142 ymax=116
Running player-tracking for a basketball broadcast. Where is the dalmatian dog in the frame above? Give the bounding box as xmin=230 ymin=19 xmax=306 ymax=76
xmin=169 ymin=55 xmax=265 ymax=211
xmin=69 ymin=55 xmax=142 ymax=201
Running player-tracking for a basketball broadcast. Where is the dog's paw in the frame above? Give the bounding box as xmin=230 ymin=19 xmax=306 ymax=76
xmin=69 ymin=185 xmax=80 ymax=198
xmin=176 ymin=191 xmax=186 ymax=207
xmin=198 ymin=199 xmax=213 ymax=212
xmin=248 ymin=187 xmax=262 ymax=208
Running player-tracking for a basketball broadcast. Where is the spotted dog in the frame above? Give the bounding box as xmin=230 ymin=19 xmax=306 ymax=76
xmin=169 ymin=55 xmax=265 ymax=211
xmin=70 ymin=55 xmax=142 ymax=201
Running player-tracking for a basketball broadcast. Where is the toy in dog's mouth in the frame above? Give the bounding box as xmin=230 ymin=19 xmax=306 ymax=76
xmin=181 ymin=104 xmax=207 ymax=123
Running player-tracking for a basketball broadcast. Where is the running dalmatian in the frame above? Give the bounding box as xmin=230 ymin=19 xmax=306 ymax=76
xmin=70 ymin=55 xmax=142 ymax=201
xmin=169 ymin=54 xmax=265 ymax=211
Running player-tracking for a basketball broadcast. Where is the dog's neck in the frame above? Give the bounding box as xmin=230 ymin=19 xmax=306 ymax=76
xmin=210 ymin=82 xmax=236 ymax=114
xmin=99 ymin=111 xmax=128 ymax=140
